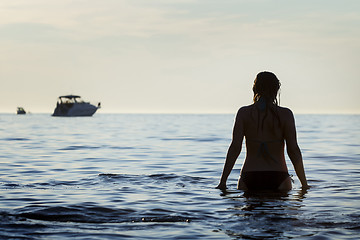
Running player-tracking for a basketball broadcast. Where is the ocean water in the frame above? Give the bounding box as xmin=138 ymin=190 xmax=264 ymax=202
xmin=0 ymin=113 xmax=359 ymax=239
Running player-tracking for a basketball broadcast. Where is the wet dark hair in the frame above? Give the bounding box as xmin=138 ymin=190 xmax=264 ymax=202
xmin=253 ymin=71 xmax=281 ymax=105
xmin=252 ymin=71 xmax=281 ymax=132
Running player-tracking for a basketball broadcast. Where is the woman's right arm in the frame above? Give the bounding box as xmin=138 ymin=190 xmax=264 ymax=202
xmin=216 ymin=109 xmax=244 ymax=190
xmin=284 ymin=109 xmax=309 ymax=188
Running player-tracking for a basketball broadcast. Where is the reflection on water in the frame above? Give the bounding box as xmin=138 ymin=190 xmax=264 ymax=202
xmin=217 ymin=188 xmax=309 ymax=239
xmin=0 ymin=114 xmax=359 ymax=239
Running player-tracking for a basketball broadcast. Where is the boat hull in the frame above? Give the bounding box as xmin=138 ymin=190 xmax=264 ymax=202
xmin=52 ymin=103 xmax=99 ymax=117
xmin=17 ymin=107 xmax=26 ymax=115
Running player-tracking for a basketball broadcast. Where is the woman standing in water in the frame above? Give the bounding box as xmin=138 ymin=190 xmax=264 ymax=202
xmin=217 ymin=71 xmax=308 ymax=191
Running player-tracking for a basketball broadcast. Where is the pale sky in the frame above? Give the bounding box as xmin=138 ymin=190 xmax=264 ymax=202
xmin=1 ymin=0 xmax=359 ymax=114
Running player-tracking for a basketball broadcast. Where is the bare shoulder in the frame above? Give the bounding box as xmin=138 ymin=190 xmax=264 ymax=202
xmin=277 ymin=106 xmax=293 ymax=116
xmin=240 ymin=105 xmax=255 ymax=113
xmin=236 ymin=105 xmax=253 ymax=119
xmin=277 ymin=106 xmax=295 ymax=123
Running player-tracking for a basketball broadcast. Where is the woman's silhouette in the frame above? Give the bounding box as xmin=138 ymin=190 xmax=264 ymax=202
xmin=217 ymin=71 xmax=308 ymax=191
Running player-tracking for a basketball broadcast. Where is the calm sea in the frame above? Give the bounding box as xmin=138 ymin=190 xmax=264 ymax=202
xmin=0 ymin=113 xmax=359 ymax=239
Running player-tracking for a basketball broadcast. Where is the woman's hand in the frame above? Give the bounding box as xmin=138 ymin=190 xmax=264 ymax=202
xmin=216 ymin=182 xmax=227 ymax=190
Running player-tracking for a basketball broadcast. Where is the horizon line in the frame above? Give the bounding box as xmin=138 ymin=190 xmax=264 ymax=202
xmin=1 ymin=111 xmax=359 ymax=115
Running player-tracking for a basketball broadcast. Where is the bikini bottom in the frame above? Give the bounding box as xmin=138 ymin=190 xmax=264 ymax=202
xmin=240 ymin=171 xmax=290 ymax=191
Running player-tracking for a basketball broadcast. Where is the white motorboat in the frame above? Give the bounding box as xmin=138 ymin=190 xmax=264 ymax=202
xmin=52 ymin=95 xmax=101 ymax=117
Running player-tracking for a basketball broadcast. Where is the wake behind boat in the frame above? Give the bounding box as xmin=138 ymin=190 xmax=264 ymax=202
xmin=52 ymin=95 xmax=101 ymax=117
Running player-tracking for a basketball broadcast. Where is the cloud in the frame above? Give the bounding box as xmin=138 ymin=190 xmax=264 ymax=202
xmin=1 ymin=0 xmax=359 ymax=113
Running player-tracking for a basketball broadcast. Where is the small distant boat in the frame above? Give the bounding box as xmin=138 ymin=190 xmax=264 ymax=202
xmin=52 ymin=95 xmax=101 ymax=117
xmin=17 ymin=107 xmax=26 ymax=115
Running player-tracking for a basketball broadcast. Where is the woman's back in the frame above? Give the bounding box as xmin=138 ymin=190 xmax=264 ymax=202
xmin=239 ymin=104 xmax=289 ymax=172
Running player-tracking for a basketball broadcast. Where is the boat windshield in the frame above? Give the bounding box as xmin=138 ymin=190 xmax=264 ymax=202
xmin=58 ymin=96 xmax=85 ymax=104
